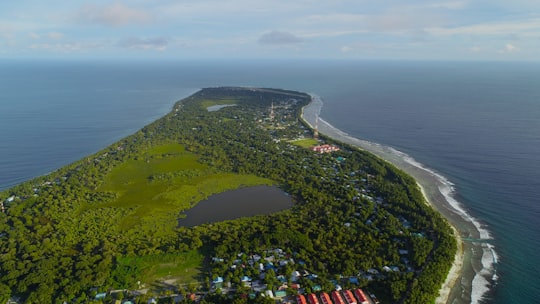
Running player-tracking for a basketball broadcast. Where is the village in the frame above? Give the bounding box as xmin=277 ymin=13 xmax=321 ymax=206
xmin=207 ymin=247 xmax=382 ymax=304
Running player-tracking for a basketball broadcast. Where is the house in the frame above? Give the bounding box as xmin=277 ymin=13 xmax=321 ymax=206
xmin=241 ymin=276 xmax=251 ymax=287
xmin=212 ymin=276 xmax=224 ymax=289
xmin=331 ymin=290 xmax=345 ymax=304
xmin=95 ymin=293 xmax=107 ymax=301
xmin=342 ymin=290 xmax=357 ymax=304
xmin=275 ymin=290 xmax=287 ymax=298
xmin=307 ymin=293 xmax=320 ymax=304
xmin=310 ymin=144 xmax=340 ymax=154
xmin=353 ymin=289 xmax=369 ymax=304
xmin=320 ymin=292 xmax=332 ymax=304
xmin=296 ymin=294 xmax=308 ymax=304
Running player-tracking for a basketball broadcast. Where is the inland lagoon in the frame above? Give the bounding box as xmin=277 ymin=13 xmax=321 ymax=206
xmin=178 ymin=185 xmax=293 ymax=227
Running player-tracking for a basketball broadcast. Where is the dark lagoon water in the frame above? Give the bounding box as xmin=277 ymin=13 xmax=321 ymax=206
xmin=178 ymin=186 xmax=293 ymax=227
xmin=1 ymin=59 xmax=539 ymax=303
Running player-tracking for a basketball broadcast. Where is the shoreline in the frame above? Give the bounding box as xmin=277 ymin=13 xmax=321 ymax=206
xmin=301 ymin=94 xmax=494 ymax=304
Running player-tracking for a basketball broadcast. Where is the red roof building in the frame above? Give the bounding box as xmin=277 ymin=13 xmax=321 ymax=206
xmin=310 ymin=144 xmax=340 ymax=154
xmin=320 ymin=292 xmax=333 ymax=304
xmin=297 ymin=294 xmax=308 ymax=304
xmin=307 ymin=293 xmax=321 ymax=304
xmin=343 ymin=290 xmax=357 ymax=304
xmin=331 ymin=291 xmax=345 ymax=304
xmin=353 ymin=289 xmax=369 ymax=304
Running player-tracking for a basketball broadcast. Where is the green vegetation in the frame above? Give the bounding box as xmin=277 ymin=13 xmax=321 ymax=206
xmin=113 ymin=250 xmax=204 ymax=285
xmin=0 ymin=87 xmax=456 ymax=303
xmin=95 ymin=143 xmax=272 ymax=229
xmin=290 ymin=138 xmax=319 ymax=148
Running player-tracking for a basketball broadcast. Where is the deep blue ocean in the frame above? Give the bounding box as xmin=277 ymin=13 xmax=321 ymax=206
xmin=1 ymin=60 xmax=539 ymax=303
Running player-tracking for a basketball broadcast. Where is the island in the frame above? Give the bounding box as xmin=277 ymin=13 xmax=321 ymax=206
xmin=0 ymin=87 xmax=456 ymax=304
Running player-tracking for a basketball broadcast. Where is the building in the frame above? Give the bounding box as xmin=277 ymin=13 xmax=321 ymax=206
xmin=353 ymin=289 xmax=369 ymax=304
xmin=307 ymin=293 xmax=320 ymax=304
xmin=342 ymin=290 xmax=357 ymax=304
xmin=296 ymin=294 xmax=308 ymax=304
xmin=310 ymin=144 xmax=340 ymax=154
xmin=331 ymin=291 xmax=345 ymax=304
xmin=320 ymin=292 xmax=332 ymax=304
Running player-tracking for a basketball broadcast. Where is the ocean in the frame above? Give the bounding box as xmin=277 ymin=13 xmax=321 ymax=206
xmin=1 ymin=59 xmax=539 ymax=303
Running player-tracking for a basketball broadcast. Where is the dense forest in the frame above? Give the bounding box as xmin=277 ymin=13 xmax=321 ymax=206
xmin=0 ymin=87 xmax=456 ymax=303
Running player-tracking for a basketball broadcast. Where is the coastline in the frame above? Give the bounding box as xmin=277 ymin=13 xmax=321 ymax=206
xmin=301 ymin=94 xmax=494 ymax=304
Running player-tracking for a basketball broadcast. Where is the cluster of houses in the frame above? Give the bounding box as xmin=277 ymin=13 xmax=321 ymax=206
xmin=295 ymin=288 xmax=372 ymax=304
xmin=309 ymin=144 xmax=340 ymax=154
xmin=210 ymin=248 xmax=379 ymax=304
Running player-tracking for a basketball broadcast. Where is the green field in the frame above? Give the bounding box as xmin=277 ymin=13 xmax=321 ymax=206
xmin=290 ymin=138 xmax=319 ymax=148
xmin=115 ymin=251 xmax=204 ymax=285
xmin=96 ymin=143 xmax=273 ymax=229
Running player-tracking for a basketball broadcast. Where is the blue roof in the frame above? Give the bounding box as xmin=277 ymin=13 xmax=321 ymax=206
xmin=95 ymin=292 xmax=107 ymax=300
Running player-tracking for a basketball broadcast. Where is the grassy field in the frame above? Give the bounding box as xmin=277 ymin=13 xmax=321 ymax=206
xmin=290 ymin=138 xmax=319 ymax=148
xmin=116 ymin=250 xmax=204 ymax=285
xmin=96 ymin=143 xmax=273 ymax=229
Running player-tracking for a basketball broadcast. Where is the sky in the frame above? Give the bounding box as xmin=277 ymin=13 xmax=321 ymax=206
xmin=1 ymin=0 xmax=539 ymax=61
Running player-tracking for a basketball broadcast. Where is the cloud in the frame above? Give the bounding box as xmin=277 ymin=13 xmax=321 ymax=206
xmin=77 ymin=4 xmax=152 ymax=26
xmin=500 ymin=43 xmax=519 ymax=53
xmin=428 ymin=1 xmax=467 ymax=10
xmin=29 ymin=42 xmax=101 ymax=52
xmin=118 ymin=37 xmax=168 ymax=51
xmin=47 ymin=32 xmax=64 ymax=40
xmin=470 ymin=45 xmax=481 ymax=52
xmin=258 ymin=31 xmax=303 ymax=45
xmin=0 ymin=22 xmax=15 ymax=39
xmin=341 ymin=46 xmax=353 ymax=53
xmin=427 ymin=18 xmax=540 ymax=36
xmin=29 ymin=32 xmax=40 ymax=39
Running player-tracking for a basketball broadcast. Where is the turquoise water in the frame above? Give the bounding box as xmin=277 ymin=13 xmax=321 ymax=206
xmin=1 ymin=60 xmax=539 ymax=303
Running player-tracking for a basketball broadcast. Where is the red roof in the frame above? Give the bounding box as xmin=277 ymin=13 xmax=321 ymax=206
xmin=307 ymin=293 xmax=320 ymax=304
xmin=353 ymin=289 xmax=369 ymax=304
xmin=343 ymin=290 xmax=357 ymax=304
xmin=296 ymin=294 xmax=308 ymax=304
xmin=320 ymin=292 xmax=333 ymax=304
xmin=331 ymin=291 xmax=345 ymax=304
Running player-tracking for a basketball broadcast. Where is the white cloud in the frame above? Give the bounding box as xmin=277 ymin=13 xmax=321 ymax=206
xmin=118 ymin=37 xmax=168 ymax=51
xmin=366 ymin=9 xmax=447 ymax=32
xmin=77 ymin=3 xmax=152 ymax=26
xmin=303 ymin=13 xmax=366 ymax=26
xmin=470 ymin=45 xmax=481 ymax=52
xmin=29 ymin=32 xmax=40 ymax=39
xmin=427 ymin=18 xmax=540 ymax=36
xmin=428 ymin=1 xmax=467 ymax=10
xmin=47 ymin=32 xmax=64 ymax=40
xmin=0 ymin=22 xmax=15 ymax=39
xmin=500 ymin=43 xmax=519 ymax=53
xmin=258 ymin=31 xmax=303 ymax=45
xmin=29 ymin=42 xmax=89 ymax=52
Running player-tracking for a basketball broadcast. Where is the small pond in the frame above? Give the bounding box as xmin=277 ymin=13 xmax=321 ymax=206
xmin=178 ymin=185 xmax=293 ymax=227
